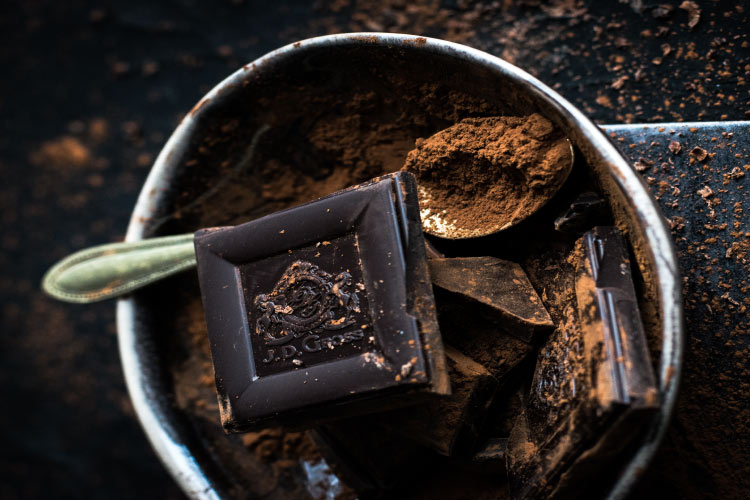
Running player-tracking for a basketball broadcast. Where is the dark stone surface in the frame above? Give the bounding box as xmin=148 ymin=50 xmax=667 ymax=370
xmin=604 ymin=121 xmax=750 ymax=500
xmin=1 ymin=0 xmax=748 ymax=498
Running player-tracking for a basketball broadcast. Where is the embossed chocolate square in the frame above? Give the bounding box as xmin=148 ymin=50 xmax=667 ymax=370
xmin=194 ymin=172 xmax=449 ymax=432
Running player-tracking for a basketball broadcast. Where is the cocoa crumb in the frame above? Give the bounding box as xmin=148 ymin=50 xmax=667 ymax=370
xmin=679 ymin=1 xmax=701 ymax=30
xmin=595 ymin=94 xmax=613 ymax=108
xmin=690 ymin=146 xmax=708 ymax=162
xmin=29 ymin=136 xmax=92 ymax=169
xmin=611 ymin=75 xmax=629 ymax=90
xmin=652 ymin=4 xmax=674 ymax=19
xmin=669 ymin=216 xmax=685 ymax=231
xmin=730 ymin=166 xmax=745 ymax=179
xmin=698 ymin=185 xmax=714 ymax=199
xmin=634 ymin=157 xmax=654 ymax=172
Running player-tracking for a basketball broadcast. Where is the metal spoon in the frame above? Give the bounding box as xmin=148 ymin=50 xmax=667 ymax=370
xmin=42 ymin=143 xmax=573 ymax=303
xmin=42 ymin=233 xmax=197 ymax=303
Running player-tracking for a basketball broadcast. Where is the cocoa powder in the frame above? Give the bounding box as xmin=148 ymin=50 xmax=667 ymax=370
xmin=403 ymin=114 xmax=571 ymax=238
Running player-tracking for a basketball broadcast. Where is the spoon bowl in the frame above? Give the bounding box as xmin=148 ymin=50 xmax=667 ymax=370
xmin=418 ymin=140 xmax=575 ymax=239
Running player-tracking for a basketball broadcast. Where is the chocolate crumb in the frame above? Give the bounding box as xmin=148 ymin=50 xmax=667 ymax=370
xmin=690 ymin=146 xmax=708 ymax=162
xmin=679 ymin=1 xmax=701 ymax=30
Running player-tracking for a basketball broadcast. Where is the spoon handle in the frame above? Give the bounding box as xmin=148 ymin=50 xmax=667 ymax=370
xmin=42 ymin=233 xmax=197 ymax=303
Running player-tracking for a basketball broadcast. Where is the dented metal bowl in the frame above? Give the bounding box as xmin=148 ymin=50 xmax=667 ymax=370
xmin=117 ymin=33 xmax=683 ymax=499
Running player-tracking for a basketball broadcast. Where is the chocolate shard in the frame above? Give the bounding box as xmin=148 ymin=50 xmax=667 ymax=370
xmin=506 ymin=227 xmax=659 ymax=500
xmin=194 ymin=172 xmax=449 ymax=432
xmin=482 ymin=381 xmax=529 ymax=438
xmin=553 ymin=191 xmax=609 ymax=234
xmin=375 ymin=346 xmax=498 ymax=457
xmin=428 ymin=256 xmax=554 ymax=343
xmin=468 ymin=379 xmax=528 ymax=478
xmin=472 ymin=437 xmax=508 ymax=464
xmin=423 ymin=237 xmax=445 ymax=260
xmin=434 ymin=289 xmax=535 ymax=389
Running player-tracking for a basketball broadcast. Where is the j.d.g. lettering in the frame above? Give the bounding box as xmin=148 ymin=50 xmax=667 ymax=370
xmin=261 ymin=329 xmax=366 ymax=364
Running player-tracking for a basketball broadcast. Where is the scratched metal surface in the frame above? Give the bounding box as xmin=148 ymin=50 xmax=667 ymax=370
xmin=605 ymin=121 xmax=750 ymax=499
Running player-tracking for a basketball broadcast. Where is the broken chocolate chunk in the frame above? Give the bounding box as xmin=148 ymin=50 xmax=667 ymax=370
xmin=376 ymin=346 xmax=498 ymax=457
xmin=472 ymin=437 xmax=508 ymax=477
xmin=428 ymin=257 xmax=554 ymax=343
xmin=553 ymin=191 xmax=609 ymax=234
xmin=506 ymin=227 xmax=659 ymax=499
xmin=194 ymin=172 xmax=449 ymax=432
xmin=434 ymin=289 xmax=535 ymax=388
xmin=482 ymin=380 xmax=529 ymax=438
xmin=470 ymin=374 xmax=530 ymax=478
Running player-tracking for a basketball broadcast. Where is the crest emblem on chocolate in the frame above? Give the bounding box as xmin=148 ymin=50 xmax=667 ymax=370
xmin=254 ymin=260 xmax=363 ymax=346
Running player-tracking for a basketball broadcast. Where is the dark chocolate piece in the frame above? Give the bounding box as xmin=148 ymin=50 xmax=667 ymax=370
xmin=194 ymin=172 xmax=449 ymax=432
xmin=506 ymin=227 xmax=659 ymax=499
xmin=473 ymin=437 xmax=508 ymax=466
xmin=377 ymin=346 xmax=498 ymax=457
xmin=483 ymin=381 xmax=529 ymax=438
xmin=423 ymin=237 xmax=445 ymax=260
xmin=434 ymin=287 xmax=535 ymax=388
xmin=428 ymin=257 xmax=554 ymax=343
xmin=469 ymin=382 xmax=527 ymax=477
xmin=468 ymin=438 xmax=510 ymax=478
xmin=553 ymin=191 xmax=609 ymax=234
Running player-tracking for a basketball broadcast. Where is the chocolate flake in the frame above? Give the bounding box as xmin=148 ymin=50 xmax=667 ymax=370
xmin=679 ymin=0 xmax=701 ymax=30
xmin=428 ymin=256 xmax=554 ymax=343
xmin=690 ymin=145 xmax=708 ymax=161
xmin=611 ymin=75 xmax=629 ymax=90
xmin=633 ymin=157 xmax=654 ymax=172
xmin=651 ymin=4 xmax=674 ymax=18
xmin=554 ymin=192 xmax=609 ymax=235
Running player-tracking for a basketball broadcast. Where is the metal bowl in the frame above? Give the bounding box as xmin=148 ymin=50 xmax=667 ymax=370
xmin=117 ymin=33 xmax=683 ymax=499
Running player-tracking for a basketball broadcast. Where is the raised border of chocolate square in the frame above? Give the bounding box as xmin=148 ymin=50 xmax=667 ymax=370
xmin=194 ymin=172 xmax=449 ymax=431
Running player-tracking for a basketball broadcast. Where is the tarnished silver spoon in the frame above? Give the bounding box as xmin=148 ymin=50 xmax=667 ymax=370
xmin=42 ymin=142 xmax=573 ymax=303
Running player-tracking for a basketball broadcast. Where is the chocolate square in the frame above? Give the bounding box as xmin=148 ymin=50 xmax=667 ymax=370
xmin=241 ymin=233 xmax=372 ymax=377
xmin=194 ymin=172 xmax=449 ymax=432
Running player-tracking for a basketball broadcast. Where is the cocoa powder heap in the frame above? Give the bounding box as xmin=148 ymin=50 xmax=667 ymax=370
xmin=403 ymin=114 xmax=571 ymax=238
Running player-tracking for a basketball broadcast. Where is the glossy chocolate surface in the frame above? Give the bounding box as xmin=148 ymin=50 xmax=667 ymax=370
xmin=428 ymin=256 xmax=554 ymax=343
xmin=194 ymin=172 xmax=449 ymax=432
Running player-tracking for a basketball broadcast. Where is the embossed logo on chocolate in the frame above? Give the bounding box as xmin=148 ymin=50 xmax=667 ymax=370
xmin=255 ymin=260 xmax=362 ymax=344
xmin=250 ymin=256 xmax=373 ymax=374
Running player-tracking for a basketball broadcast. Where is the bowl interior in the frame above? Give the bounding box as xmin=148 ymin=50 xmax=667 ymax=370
xmin=149 ymin=40 xmax=553 ymax=235
xmin=122 ymin=34 xmax=679 ymax=499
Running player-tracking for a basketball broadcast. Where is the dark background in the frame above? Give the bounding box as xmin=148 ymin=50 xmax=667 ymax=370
xmin=1 ymin=0 xmax=748 ymax=498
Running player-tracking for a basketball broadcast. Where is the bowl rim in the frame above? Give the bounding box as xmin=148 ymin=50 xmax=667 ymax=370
xmin=117 ymin=32 xmax=684 ymax=500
